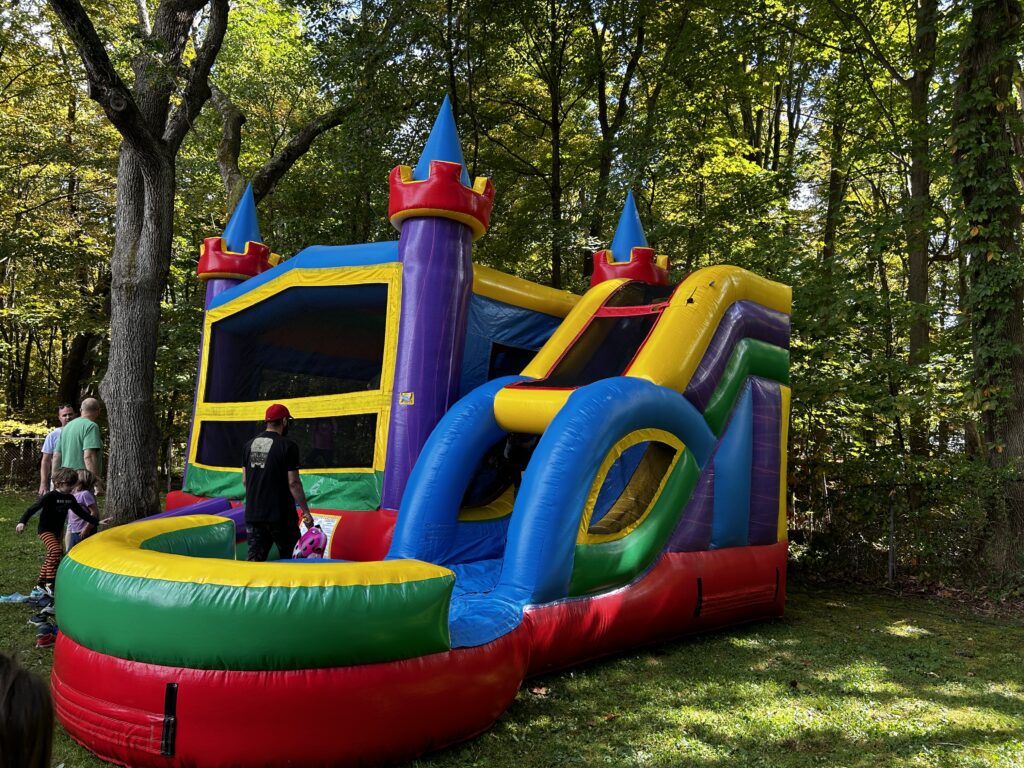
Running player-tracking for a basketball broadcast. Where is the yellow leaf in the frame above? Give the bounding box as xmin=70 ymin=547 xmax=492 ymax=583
xmin=970 ymin=226 xmax=980 ymax=237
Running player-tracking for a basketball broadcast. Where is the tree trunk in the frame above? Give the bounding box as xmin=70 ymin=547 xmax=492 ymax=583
xmin=58 ymin=332 xmax=98 ymax=406
xmin=951 ymin=0 xmax=1024 ymax=576
xmin=48 ymin=0 xmax=228 ymax=521
xmin=584 ymin=2 xmax=645 ymax=275
xmin=904 ymin=0 xmax=938 ymax=456
xmin=550 ymin=101 xmax=562 ymax=289
xmin=821 ymin=68 xmax=846 ymax=278
xmin=99 ymin=145 xmax=175 ymax=523
xmin=906 ymin=74 xmax=931 ymax=371
xmin=16 ymin=331 xmax=33 ymax=411
xmin=547 ymin=0 xmax=563 ymax=290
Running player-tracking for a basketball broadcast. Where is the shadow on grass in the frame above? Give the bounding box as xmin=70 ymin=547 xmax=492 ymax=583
xmin=416 ymin=584 xmax=1024 ymax=768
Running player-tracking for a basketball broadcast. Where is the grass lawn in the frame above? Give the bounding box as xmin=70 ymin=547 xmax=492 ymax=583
xmin=1 ymin=490 xmax=1022 ymax=768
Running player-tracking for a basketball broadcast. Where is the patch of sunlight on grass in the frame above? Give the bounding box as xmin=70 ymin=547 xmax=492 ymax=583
xmin=887 ymin=620 xmax=934 ymax=638
xmin=812 ymin=659 xmax=908 ymax=695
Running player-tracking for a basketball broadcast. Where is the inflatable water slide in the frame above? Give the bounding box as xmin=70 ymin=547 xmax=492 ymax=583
xmin=51 ymin=98 xmax=791 ymax=767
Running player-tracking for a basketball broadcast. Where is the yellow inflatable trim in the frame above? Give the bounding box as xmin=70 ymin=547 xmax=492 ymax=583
xmin=520 ymin=278 xmax=627 ymax=379
xmin=576 ymin=429 xmax=685 ymax=544
xmin=459 ymin=485 xmax=515 ymax=522
xmin=70 ymin=515 xmax=452 ymax=588
xmin=472 ymin=265 xmax=579 ymax=318
xmin=628 ymin=265 xmax=791 ymax=392
xmin=191 ymin=263 xmax=402 ymax=473
xmin=494 ymin=387 xmax=572 ymax=434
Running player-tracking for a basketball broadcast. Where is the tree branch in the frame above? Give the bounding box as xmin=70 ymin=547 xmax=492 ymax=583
xmin=610 ymin=10 xmax=646 ymax=137
xmin=479 ymin=126 xmax=550 ymax=184
xmin=164 ymin=0 xmax=228 ymax=152
xmin=134 ymin=0 xmax=152 ymax=36
xmin=826 ymin=0 xmax=909 ymax=87
xmin=209 ymin=84 xmax=245 ymax=199
xmin=251 ymin=100 xmax=357 ymax=203
xmin=46 ymin=0 xmax=159 ymax=156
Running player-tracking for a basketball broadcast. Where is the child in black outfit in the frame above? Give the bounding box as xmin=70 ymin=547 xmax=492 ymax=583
xmin=15 ymin=467 xmax=110 ymax=594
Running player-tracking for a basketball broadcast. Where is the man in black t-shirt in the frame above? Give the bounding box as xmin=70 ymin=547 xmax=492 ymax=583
xmin=242 ymin=404 xmax=314 ymax=561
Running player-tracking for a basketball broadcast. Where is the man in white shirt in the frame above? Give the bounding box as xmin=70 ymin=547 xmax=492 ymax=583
xmin=38 ymin=404 xmax=75 ymax=496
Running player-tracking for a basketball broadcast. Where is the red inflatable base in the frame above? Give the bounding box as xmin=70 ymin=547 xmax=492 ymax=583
xmin=52 ymin=543 xmax=786 ymax=767
xmin=53 ymin=631 xmax=530 ymax=768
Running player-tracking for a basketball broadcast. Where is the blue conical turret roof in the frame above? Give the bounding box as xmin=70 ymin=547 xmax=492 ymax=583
xmin=609 ymin=190 xmax=648 ymax=262
xmin=413 ymin=95 xmax=472 ymax=188
xmin=222 ymin=183 xmax=262 ymax=252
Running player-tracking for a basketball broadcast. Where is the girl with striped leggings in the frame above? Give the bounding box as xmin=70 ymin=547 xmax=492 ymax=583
xmin=15 ymin=468 xmax=110 ymax=592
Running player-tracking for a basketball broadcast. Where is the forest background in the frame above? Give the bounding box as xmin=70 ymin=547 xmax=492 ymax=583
xmin=1 ymin=0 xmax=1022 ymax=589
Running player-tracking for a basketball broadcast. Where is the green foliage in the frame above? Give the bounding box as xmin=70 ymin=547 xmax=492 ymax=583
xmin=2 ymin=0 xmax=1022 ymax=578
xmin=0 ymin=419 xmax=48 ymax=437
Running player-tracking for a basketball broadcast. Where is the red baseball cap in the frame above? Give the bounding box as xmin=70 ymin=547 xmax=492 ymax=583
xmin=265 ymin=403 xmax=291 ymax=422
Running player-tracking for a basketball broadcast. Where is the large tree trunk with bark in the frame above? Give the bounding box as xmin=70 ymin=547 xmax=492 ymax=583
xmin=99 ymin=146 xmax=176 ymax=520
xmin=905 ymin=0 xmax=938 ymax=456
xmin=49 ymin=0 xmax=227 ymax=522
xmin=952 ymin=0 xmax=1024 ymax=577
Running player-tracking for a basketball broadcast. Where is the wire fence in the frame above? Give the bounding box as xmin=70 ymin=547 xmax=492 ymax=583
xmin=0 ymin=436 xmax=187 ymax=493
xmin=0 ymin=436 xmax=44 ymax=490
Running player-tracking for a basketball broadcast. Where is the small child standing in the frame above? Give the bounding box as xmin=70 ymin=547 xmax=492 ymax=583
xmin=16 ymin=468 xmax=109 ymax=594
xmin=65 ymin=469 xmax=99 ymax=551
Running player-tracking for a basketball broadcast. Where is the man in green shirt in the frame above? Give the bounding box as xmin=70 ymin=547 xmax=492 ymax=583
xmin=54 ymin=398 xmax=104 ymax=492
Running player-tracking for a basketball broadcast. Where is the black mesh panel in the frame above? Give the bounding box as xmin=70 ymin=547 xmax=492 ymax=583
xmin=605 ymin=281 xmax=675 ymax=307
xmin=197 ymin=415 xmax=377 ymax=469
xmin=520 ymin=313 xmax=659 ymax=388
xmin=205 ymin=284 xmax=388 ymax=403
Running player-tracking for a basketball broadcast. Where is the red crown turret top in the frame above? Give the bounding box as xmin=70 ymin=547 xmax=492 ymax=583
xmin=590 ymin=191 xmax=669 ymax=287
xmin=197 ymin=184 xmax=279 ymax=281
xmin=388 ymin=161 xmax=495 ymax=240
xmin=198 ymin=237 xmax=278 ymax=281
xmin=591 ymin=246 xmax=669 ymax=287
xmin=387 ymin=96 xmax=494 ymax=240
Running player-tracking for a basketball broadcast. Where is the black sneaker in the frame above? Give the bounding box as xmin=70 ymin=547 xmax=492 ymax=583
xmin=28 ymin=613 xmax=52 ymax=627
xmin=35 ymin=622 xmax=57 ymax=637
xmin=27 ymin=594 xmax=53 ymax=609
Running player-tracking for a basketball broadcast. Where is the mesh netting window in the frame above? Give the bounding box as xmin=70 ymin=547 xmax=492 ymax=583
xmin=205 ymin=284 xmax=389 ymax=403
xmin=196 ymin=414 xmax=377 ymax=470
xmin=522 ymin=312 xmax=660 ymax=388
xmin=605 ymin=281 xmax=674 ymax=307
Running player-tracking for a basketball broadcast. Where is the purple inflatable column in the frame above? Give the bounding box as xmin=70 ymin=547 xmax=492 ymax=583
xmin=379 ymin=97 xmax=495 ymax=510
xmin=380 ymin=218 xmax=474 ymax=509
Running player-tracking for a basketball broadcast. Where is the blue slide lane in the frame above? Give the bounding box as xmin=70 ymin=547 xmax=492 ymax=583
xmin=711 ymin=382 xmax=753 ymax=548
xmin=388 ymin=376 xmax=525 ymax=564
xmin=388 ymin=376 xmax=714 ymax=648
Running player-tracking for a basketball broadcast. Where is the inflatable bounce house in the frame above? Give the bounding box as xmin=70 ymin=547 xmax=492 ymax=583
xmin=51 ymin=98 xmax=791 ymax=767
